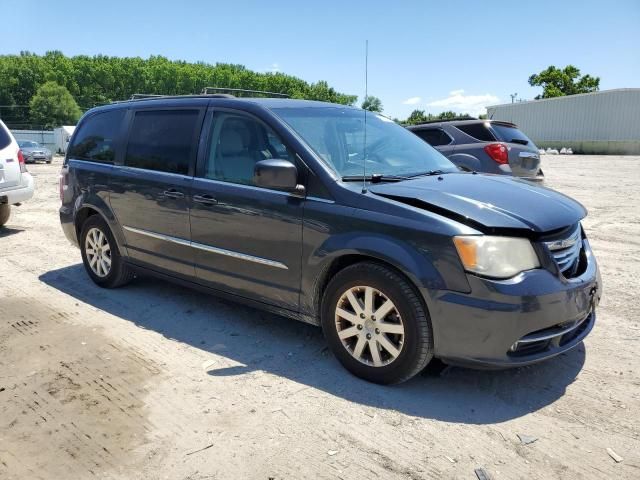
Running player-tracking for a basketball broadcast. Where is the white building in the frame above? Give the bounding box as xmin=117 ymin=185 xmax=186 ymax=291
xmin=487 ymin=88 xmax=640 ymax=155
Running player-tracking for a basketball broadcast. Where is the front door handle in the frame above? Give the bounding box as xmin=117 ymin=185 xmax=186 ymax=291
xmin=193 ymin=194 xmax=218 ymax=206
xmin=163 ymin=189 xmax=185 ymax=199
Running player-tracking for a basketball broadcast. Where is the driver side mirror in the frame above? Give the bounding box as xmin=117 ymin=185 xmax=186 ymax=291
xmin=253 ymin=159 xmax=304 ymax=195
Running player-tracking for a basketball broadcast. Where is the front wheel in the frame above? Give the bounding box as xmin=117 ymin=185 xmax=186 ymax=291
xmin=321 ymin=262 xmax=434 ymax=384
xmin=0 ymin=204 xmax=10 ymax=226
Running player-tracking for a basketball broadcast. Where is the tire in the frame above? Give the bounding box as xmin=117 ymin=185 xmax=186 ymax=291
xmin=46 ymin=160 xmax=52 ymax=164
xmin=79 ymin=215 xmax=134 ymax=288
xmin=0 ymin=204 xmax=10 ymax=226
xmin=321 ymin=261 xmax=433 ymax=384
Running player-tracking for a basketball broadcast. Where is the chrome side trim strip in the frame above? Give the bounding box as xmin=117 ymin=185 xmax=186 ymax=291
xmin=123 ymin=225 xmax=288 ymax=270
xmin=123 ymin=225 xmax=191 ymax=247
xmin=306 ymin=196 xmax=335 ymax=204
xmin=189 ymin=241 xmax=288 ymax=269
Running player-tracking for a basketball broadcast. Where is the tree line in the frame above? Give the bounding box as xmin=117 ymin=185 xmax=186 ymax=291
xmin=0 ymin=51 xmax=357 ymax=129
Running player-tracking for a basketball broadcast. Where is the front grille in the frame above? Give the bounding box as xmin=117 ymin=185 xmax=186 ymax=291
xmin=543 ymin=224 xmax=583 ymax=278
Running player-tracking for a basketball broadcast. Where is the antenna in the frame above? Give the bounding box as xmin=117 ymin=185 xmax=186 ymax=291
xmin=362 ymin=39 xmax=369 ymax=194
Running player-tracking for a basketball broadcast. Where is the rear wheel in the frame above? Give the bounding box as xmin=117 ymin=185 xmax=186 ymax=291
xmin=321 ymin=262 xmax=433 ymax=384
xmin=0 ymin=204 xmax=10 ymax=226
xmin=80 ymin=215 xmax=134 ymax=288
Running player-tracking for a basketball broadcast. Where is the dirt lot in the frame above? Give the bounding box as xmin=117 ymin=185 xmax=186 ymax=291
xmin=1 ymin=155 xmax=639 ymax=479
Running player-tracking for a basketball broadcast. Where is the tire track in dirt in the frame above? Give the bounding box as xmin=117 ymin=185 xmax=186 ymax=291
xmin=0 ymin=297 xmax=162 ymax=479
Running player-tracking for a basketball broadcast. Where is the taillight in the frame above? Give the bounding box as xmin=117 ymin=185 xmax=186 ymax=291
xmin=484 ymin=143 xmax=509 ymax=165
xmin=17 ymin=149 xmax=27 ymax=173
xmin=59 ymin=169 xmax=68 ymax=202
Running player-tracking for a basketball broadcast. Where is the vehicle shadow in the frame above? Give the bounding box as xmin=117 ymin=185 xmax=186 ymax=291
xmin=0 ymin=227 xmax=24 ymax=238
xmin=39 ymin=264 xmax=587 ymax=425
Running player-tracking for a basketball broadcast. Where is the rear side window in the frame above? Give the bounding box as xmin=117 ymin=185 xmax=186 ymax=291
xmin=125 ymin=110 xmax=200 ymax=175
xmin=413 ymin=128 xmax=452 ymax=147
xmin=68 ymin=109 xmax=125 ymax=163
xmin=490 ymin=124 xmax=534 ymax=146
xmin=455 ymin=123 xmax=495 ymax=142
xmin=0 ymin=122 xmax=11 ymax=149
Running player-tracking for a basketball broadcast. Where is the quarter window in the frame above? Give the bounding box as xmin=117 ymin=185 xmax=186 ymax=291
xmin=455 ymin=123 xmax=496 ymax=142
xmin=125 ymin=110 xmax=200 ymax=175
xmin=414 ymin=128 xmax=452 ymax=147
xmin=68 ymin=109 xmax=125 ymax=163
xmin=203 ymin=112 xmax=295 ymax=186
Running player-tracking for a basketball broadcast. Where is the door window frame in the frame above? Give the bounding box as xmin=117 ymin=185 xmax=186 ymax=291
xmin=118 ymin=106 xmax=206 ymax=177
xmin=195 ymin=107 xmax=305 ymax=192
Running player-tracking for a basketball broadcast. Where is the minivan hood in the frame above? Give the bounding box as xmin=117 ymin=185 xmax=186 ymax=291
xmin=368 ymin=173 xmax=586 ymax=233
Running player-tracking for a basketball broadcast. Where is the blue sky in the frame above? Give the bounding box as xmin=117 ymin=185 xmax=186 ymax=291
xmin=3 ymin=0 xmax=639 ymax=118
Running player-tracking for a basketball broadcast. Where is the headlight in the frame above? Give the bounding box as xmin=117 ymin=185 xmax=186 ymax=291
xmin=453 ymin=235 xmax=540 ymax=279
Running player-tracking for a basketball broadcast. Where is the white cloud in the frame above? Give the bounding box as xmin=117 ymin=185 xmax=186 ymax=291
xmin=268 ymin=63 xmax=280 ymax=73
xmin=427 ymin=89 xmax=499 ymax=117
xmin=402 ymin=96 xmax=421 ymax=105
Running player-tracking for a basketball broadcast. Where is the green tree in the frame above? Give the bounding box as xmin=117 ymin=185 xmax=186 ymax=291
xmin=405 ymin=109 xmax=428 ymax=125
xmin=361 ymin=95 xmax=383 ymax=112
xmin=528 ymin=65 xmax=600 ymax=99
xmin=0 ymin=52 xmax=357 ymax=127
xmin=29 ymin=81 xmax=82 ymax=128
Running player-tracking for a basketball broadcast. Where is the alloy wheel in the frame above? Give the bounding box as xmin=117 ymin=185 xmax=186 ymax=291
xmin=334 ymin=286 xmax=405 ymax=367
xmin=85 ymin=227 xmax=112 ymax=278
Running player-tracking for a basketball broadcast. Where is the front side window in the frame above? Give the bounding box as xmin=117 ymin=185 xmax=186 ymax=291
xmin=203 ymin=112 xmax=295 ymax=186
xmin=68 ymin=109 xmax=125 ymax=163
xmin=272 ymin=106 xmax=456 ymax=178
xmin=125 ymin=110 xmax=199 ymax=175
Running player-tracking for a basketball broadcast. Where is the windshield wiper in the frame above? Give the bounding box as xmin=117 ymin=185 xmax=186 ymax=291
xmin=341 ymin=174 xmax=410 ymax=183
xmin=407 ymin=170 xmax=449 ymax=178
xmin=510 ymin=139 xmax=529 ymax=145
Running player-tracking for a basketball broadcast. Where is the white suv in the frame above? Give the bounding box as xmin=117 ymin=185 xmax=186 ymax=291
xmin=0 ymin=120 xmax=35 ymax=226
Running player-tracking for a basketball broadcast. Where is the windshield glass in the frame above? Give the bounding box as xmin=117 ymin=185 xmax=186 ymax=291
xmin=19 ymin=141 xmax=39 ymax=148
xmin=272 ymin=106 xmax=457 ymax=178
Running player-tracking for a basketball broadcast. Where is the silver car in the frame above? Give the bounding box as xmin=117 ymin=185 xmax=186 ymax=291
xmin=408 ymin=120 xmax=544 ymax=180
xmin=17 ymin=140 xmax=52 ymax=164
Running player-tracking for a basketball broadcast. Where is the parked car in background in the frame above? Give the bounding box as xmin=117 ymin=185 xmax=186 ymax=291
xmin=0 ymin=120 xmax=35 ymax=226
xmin=17 ymin=140 xmax=52 ymax=163
xmin=59 ymin=95 xmax=600 ymax=384
xmin=407 ymin=119 xmax=544 ymax=180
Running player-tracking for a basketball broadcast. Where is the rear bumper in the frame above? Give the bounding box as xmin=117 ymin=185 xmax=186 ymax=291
xmin=0 ymin=173 xmax=34 ymax=205
xmin=426 ymin=239 xmax=601 ymax=368
xmin=60 ymin=205 xmax=79 ymax=247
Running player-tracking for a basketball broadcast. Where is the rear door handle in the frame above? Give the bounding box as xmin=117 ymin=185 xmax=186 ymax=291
xmin=163 ymin=189 xmax=185 ymax=199
xmin=193 ymin=194 xmax=217 ymax=206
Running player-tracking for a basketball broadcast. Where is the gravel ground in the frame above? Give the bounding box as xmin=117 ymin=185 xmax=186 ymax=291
xmin=1 ymin=155 xmax=639 ymax=479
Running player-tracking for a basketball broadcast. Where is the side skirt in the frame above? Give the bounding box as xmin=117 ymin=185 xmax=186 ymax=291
xmin=126 ymin=261 xmax=320 ymax=327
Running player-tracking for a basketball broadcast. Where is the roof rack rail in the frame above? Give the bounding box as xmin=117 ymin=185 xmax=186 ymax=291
xmin=201 ymin=87 xmax=289 ymax=98
xmin=413 ymin=115 xmax=478 ymax=125
xmin=129 ymin=93 xmax=164 ymax=100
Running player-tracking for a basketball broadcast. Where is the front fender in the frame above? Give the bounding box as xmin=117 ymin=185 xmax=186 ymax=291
xmin=315 ymin=232 xmax=447 ymax=292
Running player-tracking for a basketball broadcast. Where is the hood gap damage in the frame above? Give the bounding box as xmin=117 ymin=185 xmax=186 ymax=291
xmin=372 ymin=192 xmax=571 ymax=240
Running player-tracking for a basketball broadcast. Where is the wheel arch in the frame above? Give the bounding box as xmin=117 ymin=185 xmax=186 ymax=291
xmin=311 ymin=245 xmax=443 ymax=328
xmin=73 ymin=200 xmax=128 ymax=256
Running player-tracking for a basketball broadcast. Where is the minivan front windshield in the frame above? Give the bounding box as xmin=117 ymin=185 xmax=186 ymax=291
xmin=272 ymin=106 xmax=458 ymax=179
